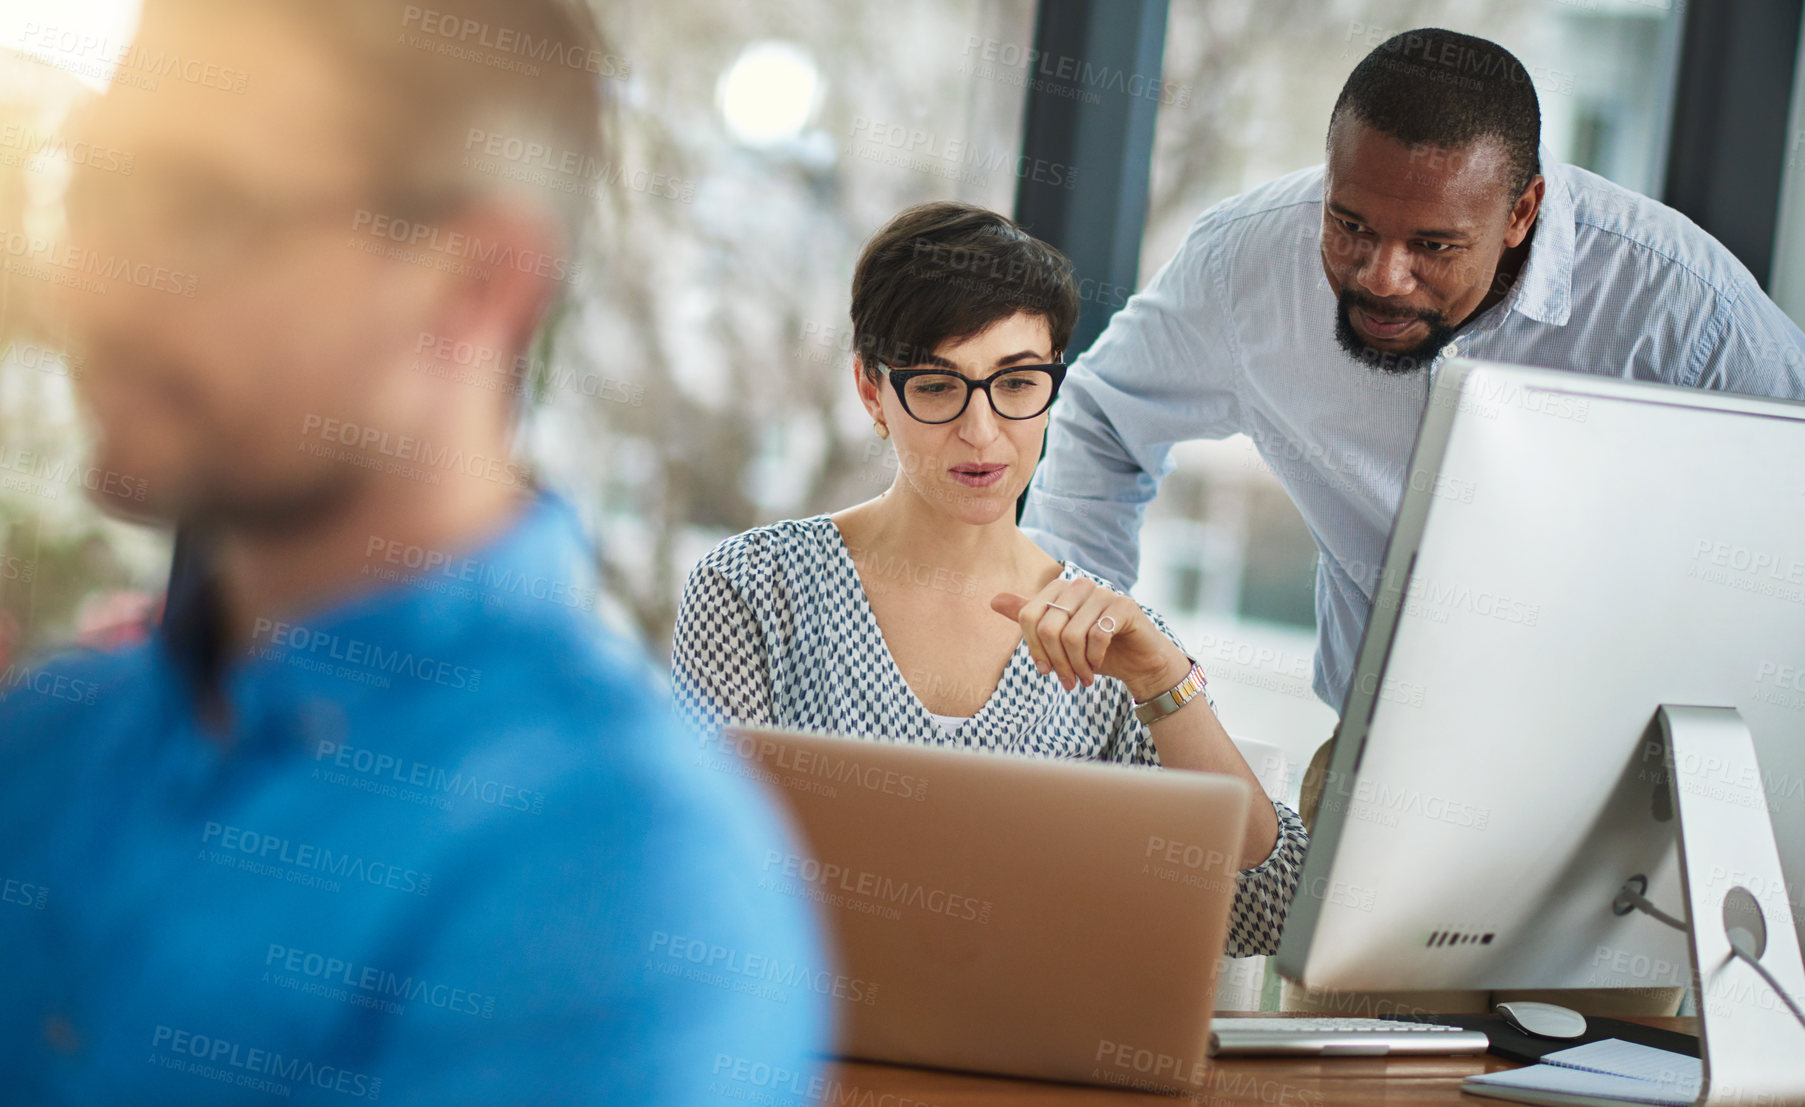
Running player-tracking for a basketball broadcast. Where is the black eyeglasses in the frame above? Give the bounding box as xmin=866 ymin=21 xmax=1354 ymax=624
xmin=880 ymin=361 xmax=1067 ymax=424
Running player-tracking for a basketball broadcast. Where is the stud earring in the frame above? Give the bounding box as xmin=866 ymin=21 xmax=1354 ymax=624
xmin=874 ymin=422 xmax=890 ymax=440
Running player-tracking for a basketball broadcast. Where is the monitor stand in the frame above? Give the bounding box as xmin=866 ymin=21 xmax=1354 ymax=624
xmin=1640 ymin=705 xmax=1805 ymax=1106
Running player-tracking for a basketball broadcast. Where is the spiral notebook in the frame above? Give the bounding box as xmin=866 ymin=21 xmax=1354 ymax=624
xmin=1463 ymin=1039 xmax=1701 ymax=1107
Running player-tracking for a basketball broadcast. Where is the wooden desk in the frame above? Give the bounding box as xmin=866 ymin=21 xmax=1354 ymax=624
xmin=820 ymin=1015 xmax=1695 ymax=1105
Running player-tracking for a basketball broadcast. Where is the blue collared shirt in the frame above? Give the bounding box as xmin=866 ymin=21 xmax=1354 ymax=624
xmin=1022 ymin=160 xmax=1805 ymax=710
xmin=0 ymin=492 xmax=827 ymax=1105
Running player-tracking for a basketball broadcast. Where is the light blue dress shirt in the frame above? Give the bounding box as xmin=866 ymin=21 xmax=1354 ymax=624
xmin=1021 ymin=160 xmax=1805 ymax=711
xmin=0 ymin=492 xmax=827 ymax=1105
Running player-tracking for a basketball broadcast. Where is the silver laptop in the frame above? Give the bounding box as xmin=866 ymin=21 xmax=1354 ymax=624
xmin=721 ymin=725 xmax=1251 ymax=1095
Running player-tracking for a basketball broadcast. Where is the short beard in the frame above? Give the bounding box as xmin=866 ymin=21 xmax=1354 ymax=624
xmin=1332 ymin=290 xmax=1459 ymax=375
xmin=161 ymin=464 xmax=366 ymax=542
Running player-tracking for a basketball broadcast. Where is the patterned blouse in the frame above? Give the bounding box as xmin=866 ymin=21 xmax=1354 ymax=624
xmin=671 ymin=516 xmax=1308 ymax=957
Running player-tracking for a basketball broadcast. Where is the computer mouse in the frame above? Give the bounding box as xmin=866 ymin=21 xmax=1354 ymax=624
xmin=1494 ymin=1001 xmax=1588 ymax=1040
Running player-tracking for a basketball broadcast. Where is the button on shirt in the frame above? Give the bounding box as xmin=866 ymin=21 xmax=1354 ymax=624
xmin=1021 ymin=160 xmax=1805 ymax=711
xmin=0 ymin=492 xmax=826 ymax=1105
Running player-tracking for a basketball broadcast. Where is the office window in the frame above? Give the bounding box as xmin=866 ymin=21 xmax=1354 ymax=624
xmin=2 ymin=21 xmax=173 ymax=664
xmin=1133 ymin=0 xmax=1683 ymax=750
xmin=516 ymin=0 xmax=1038 ymax=648
xmin=0 ymin=1 xmax=1039 ymax=662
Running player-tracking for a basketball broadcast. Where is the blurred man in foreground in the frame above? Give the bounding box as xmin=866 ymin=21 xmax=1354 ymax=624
xmin=0 ymin=1 xmax=826 ymax=1101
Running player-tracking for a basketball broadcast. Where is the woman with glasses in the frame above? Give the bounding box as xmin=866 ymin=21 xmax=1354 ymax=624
xmin=672 ymin=202 xmax=1306 ymax=955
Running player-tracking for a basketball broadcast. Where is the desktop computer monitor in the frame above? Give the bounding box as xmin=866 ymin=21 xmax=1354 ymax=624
xmin=1276 ymin=361 xmax=1805 ymax=1019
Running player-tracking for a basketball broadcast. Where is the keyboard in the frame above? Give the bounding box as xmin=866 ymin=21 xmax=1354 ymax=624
xmin=1208 ymin=1016 xmax=1491 ymax=1057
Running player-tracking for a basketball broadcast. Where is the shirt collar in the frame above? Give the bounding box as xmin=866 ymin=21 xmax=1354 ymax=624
xmin=158 ymin=490 xmax=594 ymax=743
xmin=1505 ymin=149 xmax=1574 ymax=327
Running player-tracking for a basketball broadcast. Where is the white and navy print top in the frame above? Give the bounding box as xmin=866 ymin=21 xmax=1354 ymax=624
xmin=672 ymin=515 xmax=1308 ymax=957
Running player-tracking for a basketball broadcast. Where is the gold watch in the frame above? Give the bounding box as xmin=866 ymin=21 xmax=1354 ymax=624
xmin=1132 ymin=659 xmax=1208 ymax=727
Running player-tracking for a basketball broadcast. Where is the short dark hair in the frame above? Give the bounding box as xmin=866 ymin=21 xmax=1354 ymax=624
xmin=850 ymin=202 xmax=1078 ymax=377
xmin=1329 ymin=28 xmax=1541 ymax=197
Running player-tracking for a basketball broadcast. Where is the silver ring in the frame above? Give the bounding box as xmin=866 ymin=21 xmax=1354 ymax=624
xmin=1044 ymin=602 xmax=1073 ymax=614
xmin=1096 ymin=615 xmax=1118 ymax=634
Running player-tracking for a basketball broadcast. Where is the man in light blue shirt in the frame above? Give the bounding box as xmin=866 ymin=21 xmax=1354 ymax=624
xmin=0 ymin=0 xmax=824 ymax=1101
xmin=1022 ymin=28 xmax=1805 ymax=712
